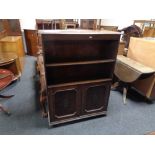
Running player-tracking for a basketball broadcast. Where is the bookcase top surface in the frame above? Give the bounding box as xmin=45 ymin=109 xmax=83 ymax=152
xmin=38 ymin=29 xmax=120 ymax=35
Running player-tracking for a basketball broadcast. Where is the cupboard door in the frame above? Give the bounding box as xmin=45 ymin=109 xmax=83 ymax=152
xmin=48 ymin=85 xmax=81 ymax=122
xmin=82 ymin=81 xmax=111 ymax=115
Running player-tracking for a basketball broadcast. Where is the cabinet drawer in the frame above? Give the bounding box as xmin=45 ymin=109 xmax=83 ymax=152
xmin=48 ymin=85 xmax=81 ymax=122
xmin=82 ymin=81 xmax=111 ymax=115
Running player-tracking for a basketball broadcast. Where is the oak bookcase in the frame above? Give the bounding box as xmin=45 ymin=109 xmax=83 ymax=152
xmin=39 ymin=30 xmax=120 ymax=126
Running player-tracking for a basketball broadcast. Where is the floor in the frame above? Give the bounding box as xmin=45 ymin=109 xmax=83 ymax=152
xmin=0 ymin=56 xmax=155 ymax=135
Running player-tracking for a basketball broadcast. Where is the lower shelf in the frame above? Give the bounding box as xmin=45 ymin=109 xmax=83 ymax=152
xmin=48 ymin=78 xmax=112 ymax=88
xmin=48 ymin=111 xmax=107 ymax=126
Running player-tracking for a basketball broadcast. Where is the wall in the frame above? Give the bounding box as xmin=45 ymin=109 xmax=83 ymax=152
xmin=19 ymin=19 xmax=135 ymax=30
xmin=20 ymin=19 xmax=36 ymax=30
xmin=101 ymin=19 xmax=134 ymax=29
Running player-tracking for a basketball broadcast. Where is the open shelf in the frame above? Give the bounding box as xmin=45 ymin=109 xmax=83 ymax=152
xmin=44 ymin=40 xmax=119 ymax=63
xmin=46 ymin=62 xmax=115 ymax=85
xmin=45 ymin=59 xmax=115 ymax=67
xmin=48 ymin=78 xmax=112 ymax=88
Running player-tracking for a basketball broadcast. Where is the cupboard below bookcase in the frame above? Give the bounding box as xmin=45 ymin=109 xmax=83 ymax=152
xmin=39 ymin=30 xmax=120 ymax=126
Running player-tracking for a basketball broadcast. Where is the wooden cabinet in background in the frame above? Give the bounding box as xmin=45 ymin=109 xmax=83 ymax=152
xmin=2 ymin=19 xmax=21 ymax=36
xmin=40 ymin=30 xmax=120 ymax=126
xmin=0 ymin=19 xmax=21 ymax=39
xmin=36 ymin=19 xmax=62 ymax=30
xmin=80 ymin=19 xmax=97 ymax=30
xmin=0 ymin=36 xmax=25 ymax=73
xmin=24 ymin=29 xmax=39 ymax=56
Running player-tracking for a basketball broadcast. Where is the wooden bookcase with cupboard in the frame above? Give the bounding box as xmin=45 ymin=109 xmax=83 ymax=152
xmin=39 ymin=30 xmax=120 ymax=126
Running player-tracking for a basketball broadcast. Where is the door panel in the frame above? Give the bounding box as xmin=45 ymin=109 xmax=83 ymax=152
xmin=82 ymin=81 xmax=111 ymax=114
xmin=48 ymin=85 xmax=81 ymax=122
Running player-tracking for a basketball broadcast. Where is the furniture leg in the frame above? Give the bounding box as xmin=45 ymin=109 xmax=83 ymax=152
xmin=0 ymin=103 xmax=11 ymax=115
xmin=40 ymin=92 xmax=47 ymax=118
xmin=123 ymin=86 xmax=128 ymax=104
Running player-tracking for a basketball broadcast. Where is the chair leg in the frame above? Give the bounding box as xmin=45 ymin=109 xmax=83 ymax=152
xmin=123 ymin=86 xmax=128 ymax=104
xmin=0 ymin=103 xmax=11 ymax=115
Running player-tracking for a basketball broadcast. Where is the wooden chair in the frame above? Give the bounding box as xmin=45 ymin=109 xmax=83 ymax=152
xmin=114 ymin=37 xmax=155 ymax=104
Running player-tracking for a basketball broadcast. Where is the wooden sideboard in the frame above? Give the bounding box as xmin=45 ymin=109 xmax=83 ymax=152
xmin=39 ymin=30 xmax=120 ymax=126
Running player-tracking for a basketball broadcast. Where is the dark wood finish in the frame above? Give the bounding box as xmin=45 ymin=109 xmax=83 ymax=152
xmin=24 ymin=29 xmax=39 ymax=56
xmin=3 ymin=19 xmax=21 ymax=36
xmin=40 ymin=30 xmax=120 ymax=126
xmin=48 ymin=85 xmax=81 ymax=122
xmin=82 ymin=81 xmax=111 ymax=114
xmin=46 ymin=62 xmax=115 ymax=85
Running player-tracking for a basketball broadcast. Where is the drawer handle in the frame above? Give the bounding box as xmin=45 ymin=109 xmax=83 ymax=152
xmin=89 ymin=36 xmax=93 ymax=39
